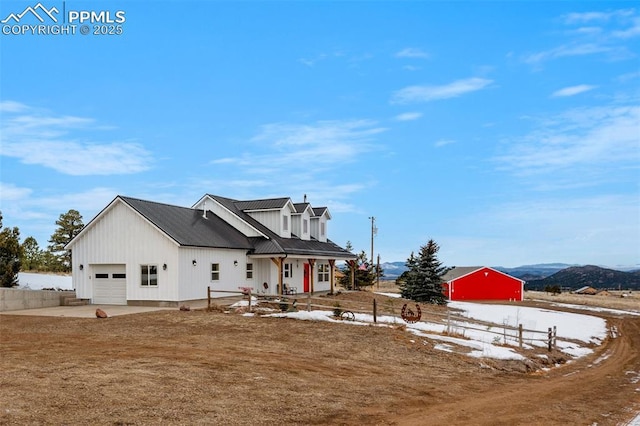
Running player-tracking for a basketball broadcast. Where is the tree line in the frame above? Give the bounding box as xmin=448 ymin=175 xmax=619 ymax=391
xmin=0 ymin=210 xmax=84 ymax=287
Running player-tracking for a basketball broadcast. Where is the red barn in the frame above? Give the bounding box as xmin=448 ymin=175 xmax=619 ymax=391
xmin=442 ymin=266 xmax=524 ymax=301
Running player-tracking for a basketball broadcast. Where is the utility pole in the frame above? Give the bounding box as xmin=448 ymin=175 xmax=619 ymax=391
xmin=368 ymin=216 xmax=376 ymax=265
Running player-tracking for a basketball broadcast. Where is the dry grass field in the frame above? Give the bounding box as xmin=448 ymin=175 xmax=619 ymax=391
xmin=525 ymin=289 xmax=640 ymax=311
xmin=1 ymin=289 xmax=639 ymax=425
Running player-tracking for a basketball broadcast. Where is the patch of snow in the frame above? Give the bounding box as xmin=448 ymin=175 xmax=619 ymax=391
xmin=375 ymin=292 xmax=401 ymax=298
xmin=449 ymin=301 xmax=608 ymax=345
xmin=547 ymin=302 xmax=640 ymax=317
xmin=229 ymin=296 xmax=258 ymax=308
xmin=17 ymin=272 xmax=72 ymax=290
xmin=263 ymin=301 xmax=608 ymax=363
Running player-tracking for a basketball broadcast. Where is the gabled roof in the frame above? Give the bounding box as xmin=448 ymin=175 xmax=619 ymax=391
xmin=234 ymin=197 xmax=291 ymax=211
xmin=312 ymin=207 xmax=329 ymax=217
xmin=293 ymin=202 xmax=314 ymax=215
xmin=442 ymin=266 xmax=524 ymax=283
xmin=205 ymin=194 xmax=355 ymax=259
xmin=120 ymin=197 xmax=253 ymax=249
xmin=442 ymin=267 xmax=484 ymax=281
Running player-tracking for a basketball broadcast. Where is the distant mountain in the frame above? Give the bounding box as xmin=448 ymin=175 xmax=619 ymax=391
xmin=494 ymin=263 xmax=578 ymax=280
xmin=379 ymin=261 xmax=408 ymax=279
xmin=526 ymin=265 xmax=640 ymax=291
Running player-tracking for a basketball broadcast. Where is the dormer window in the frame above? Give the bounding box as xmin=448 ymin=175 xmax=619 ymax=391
xmin=303 ymin=219 xmax=308 ymax=234
xmin=321 ymin=222 xmax=325 ymax=236
xmin=283 ymin=215 xmax=289 ymax=231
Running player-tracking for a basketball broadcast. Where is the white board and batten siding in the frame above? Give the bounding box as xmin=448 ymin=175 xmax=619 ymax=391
xmin=178 ymin=247 xmax=256 ymax=300
xmin=247 ymin=210 xmax=282 ymax=236
xmin=72 ymin=200 xmax=180 ymax=304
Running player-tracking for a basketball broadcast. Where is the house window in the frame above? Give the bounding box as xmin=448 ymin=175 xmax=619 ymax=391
xmin=284 ymin=263 xmax=293 ymax=278
xmin=283 ymin=215 xmax=289 ymax=231
xmin=318 ymin=264 xmax=330 ymax=282
xmin=246 ymin=263 xmax=253 ymax=279
xmin=141 ymin=265 xmax=158 ymax=286
xmin=211 ymin=263 xmax=220 ymax=281
xmin=303 ymin=219 xmax=308 ymax=234
xmin=321 ymin=222 xmax=325 ymax=236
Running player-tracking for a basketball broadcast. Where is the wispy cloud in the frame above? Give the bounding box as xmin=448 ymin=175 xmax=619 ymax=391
xmin=0 ymin=100 xmax=28 ymax=113
xmin=551 ymin=84 xmax=597 ymax=97
xmin=0 ymin=182 xmax=32 ymax=201
xmin=391 ymin=77 xmax=493 ymax=104
xmin=562 ymin=9 xmax=635 ymax=24
xmin=523 ymin=43 xmax=618 ymax=64
xmin=0 ymin=102 xmax=151 ymax=176
xmin=445 ymin=194 xmax=640 ymax=266
xmin=494 ymin=102 xmax=640 ymax=181
xmin=524 ymin=8 xmax=639 ymax=66
xmin=434 ymin=139 xmax=455 ymax=148
xmin=208 ymin=119 xmax=386 ymax=210
xmin=394 ymin=112 xmax=422 ymax=121
xmin=395 ymin=47 xmax=429 ymax=59
xmin=214 ymin=120 xmax=386 ymax=171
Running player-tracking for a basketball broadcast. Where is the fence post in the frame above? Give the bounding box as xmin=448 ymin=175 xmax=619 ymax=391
xmin=548 ymin=327 xmax=552 ymax=352
xmin=447 ymin=311 xmax=451 ymax=335
xmin=307 ymin=291 xmax=311 ymax=312
xmin=373 ymin=299 xmax=377 ymax=323
xmin=248 ymin=289 xmax=252 ymax=313
xmin=207 ymin=286 xmax=211 ymax=310
xmin=518 ymin=324 xmax=523 ymax=349
xmin=553 ymin=326 xmax=557 ymax=350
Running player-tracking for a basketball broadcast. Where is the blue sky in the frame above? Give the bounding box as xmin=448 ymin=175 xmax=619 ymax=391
xmin=1 ymin=1 xmax=638 ymax=268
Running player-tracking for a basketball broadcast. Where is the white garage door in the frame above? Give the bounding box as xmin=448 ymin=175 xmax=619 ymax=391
xmin=93 ymin=264 xmax=127 ymax=305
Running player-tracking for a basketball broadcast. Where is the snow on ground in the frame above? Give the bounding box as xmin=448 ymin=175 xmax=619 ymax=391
xmin=263 ymin=299 xmax=611 ymax=362
xmin=16 ymin=272 xmax=73 ymax=290
xmin=546 ymin=302 xmax=640 ymax=317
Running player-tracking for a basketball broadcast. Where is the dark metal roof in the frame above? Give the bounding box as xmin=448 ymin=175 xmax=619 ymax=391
xmin=234 ymin=197 xmax=291 ymax=211
xmin=442 ymin=266 xmax=524 ymax=283
xmin=312 ymin=207 xmax=328 ymax=216
xmin=293 ymin=203 xmax=313 ymax=215
xmin=442 ymin=267 xmax=484 ymax=282
xmin=120 ymin=196 xmax=253 ymax=250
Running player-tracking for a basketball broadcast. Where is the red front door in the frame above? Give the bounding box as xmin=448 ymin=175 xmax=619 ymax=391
xmin=303 ymin=263 xmax=310 ymax=293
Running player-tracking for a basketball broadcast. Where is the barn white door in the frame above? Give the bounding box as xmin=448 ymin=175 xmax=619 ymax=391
xmin=92 ymin=264 xmax=127 ymax=305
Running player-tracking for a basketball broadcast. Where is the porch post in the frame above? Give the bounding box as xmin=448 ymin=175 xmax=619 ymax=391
xmin=270 ymin=257 xmax=284 ymax=295
xmin=349 ymin=260 xmax=356 ymax=290
xmin=328 ymin=259 xmax=336 ymax=294
xmin=307 ymin=258 xmax=316 ymax=293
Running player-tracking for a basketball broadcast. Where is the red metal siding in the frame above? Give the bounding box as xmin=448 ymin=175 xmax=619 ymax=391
xmin=449 ymin=267 xmax=522 ymax=301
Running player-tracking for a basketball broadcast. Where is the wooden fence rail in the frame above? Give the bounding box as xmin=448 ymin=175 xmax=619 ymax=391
xmin=207 ymin=287 xmax=558 ymax=351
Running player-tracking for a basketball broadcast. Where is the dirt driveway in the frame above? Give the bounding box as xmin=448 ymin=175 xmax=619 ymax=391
xmin=1 ymin=293 xmax=639 ymax=425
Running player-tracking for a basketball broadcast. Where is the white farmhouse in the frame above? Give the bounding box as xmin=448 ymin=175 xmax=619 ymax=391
xmin=66 ymin=194 xmax=356 ymax=306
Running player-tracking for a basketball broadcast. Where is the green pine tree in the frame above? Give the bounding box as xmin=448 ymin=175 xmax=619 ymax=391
xmin=398 ymin=239 xmax=448 ymax=305
xmin=339 ymin=250 xmax=376 ymax=290
xmin=21 ymin=236 xmax=44 ymax=271
xmin=0 ymin=212 xmax=22 ymax=287
xmin=48 ymin=209 xmax=84 ymax=272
